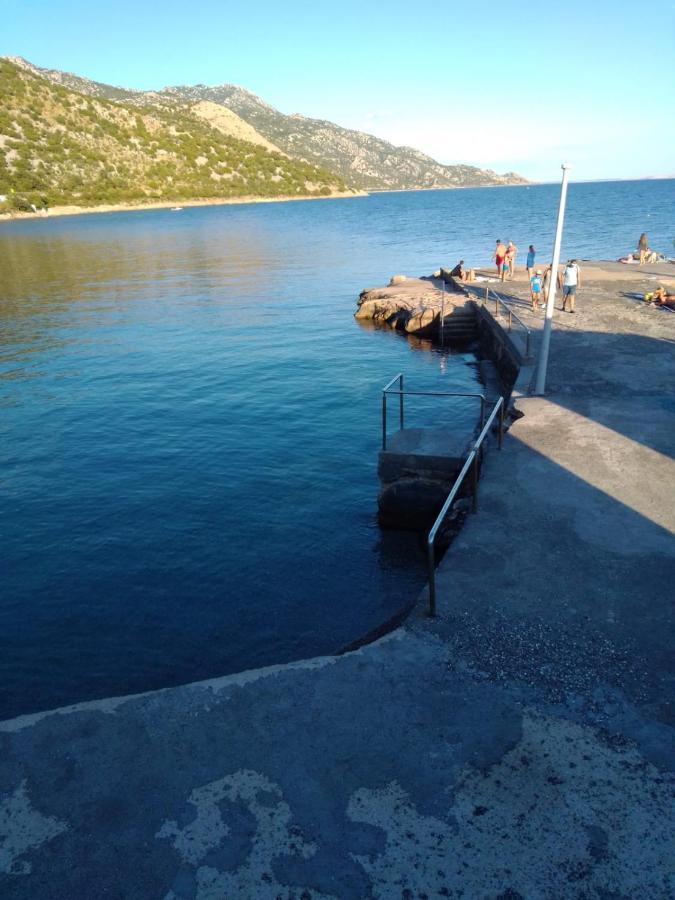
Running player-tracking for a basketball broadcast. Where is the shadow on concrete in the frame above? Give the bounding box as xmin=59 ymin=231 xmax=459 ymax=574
xmin=423 ymin=428 xmax=675 ymax=765
xmin=418 ymin=312 xmax=675 ymax=773
xmin=530 ymin=327 xmax=674 ymax=458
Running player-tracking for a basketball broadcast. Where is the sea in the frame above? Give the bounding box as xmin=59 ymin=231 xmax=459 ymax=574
xmin=1 ymin=178 xmax=673 ymax=720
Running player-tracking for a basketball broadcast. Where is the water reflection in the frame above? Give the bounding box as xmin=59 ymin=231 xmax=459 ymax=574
xmin=0 ymin=199 xmax=483 ymax=719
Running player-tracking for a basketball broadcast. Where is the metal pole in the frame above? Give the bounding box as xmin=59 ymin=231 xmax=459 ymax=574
xmin=427 ymin=541 xmax=436 ymax=616
xmin=471 ymin=452 xmax=478 ymax=512
xmin=399 ymin=374 xmax=404 ymax=429
xmin=534 ymin=164 xmax=571 ymax=395
xmin=498 ymin=400 xmax=504 ymax=449
xmin=508 ymin=310 xmax=512 ymax=332
xmin=440 ymin=280 xmax=445 ymax=347
xmin=382 ymin=392 xmax=387 ymax=450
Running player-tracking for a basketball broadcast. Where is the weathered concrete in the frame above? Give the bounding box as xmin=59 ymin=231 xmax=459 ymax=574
xmin=378 ymin=425 xmax=477 ymax=528
xmin=1 ymin=261 xmax=675 ymax=898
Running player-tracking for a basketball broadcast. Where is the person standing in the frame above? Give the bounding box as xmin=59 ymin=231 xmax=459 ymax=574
xmin=530 ymin=269 xmax=544 ymax=311
xmin=494 ymin=239 xmax=506 ymax=278
xmin=638 ymin=233 xmax=649 ymax=265
xmin=505 ymin=241 xmax=518 ymax=279
xmin=561 ymin=259 xmax=581 ymax=313
xmin=526 ymin=245 xmax=536 ymax=277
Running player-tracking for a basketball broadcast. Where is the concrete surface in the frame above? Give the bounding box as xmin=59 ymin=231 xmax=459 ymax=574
xmin=1 ymin=261 xmax=675 ymax=899
xmin=380 ymin=426 xmax=474 ymax=478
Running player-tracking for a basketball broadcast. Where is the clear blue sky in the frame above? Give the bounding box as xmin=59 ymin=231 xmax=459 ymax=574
xmin=3 ymin=0 xmax=674 ymax=181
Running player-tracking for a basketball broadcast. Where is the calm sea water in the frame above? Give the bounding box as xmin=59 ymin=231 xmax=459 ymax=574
xmin=1 ymin=179 xmax=673 ymax=719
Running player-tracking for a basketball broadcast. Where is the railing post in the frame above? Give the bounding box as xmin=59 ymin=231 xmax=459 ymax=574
xmin=509 ymin=310 xmax=513 ymax=331
xmin=498 ymin=400 xmax=504 ymax=449
xmin=495 ymin=296 xmax=499 ymax=316
xmin=485 ymin=286 xmax=489 ymax=305
xmin=399 ymin=374 xmax=404 ymax=430
xmin=471 ymin=452 xmax=478 ymax=512
xmin=382 ymin=392 xmax=387 ymax=450
xmin=526 ymin=330 xmax=531 ymax=358
xmin=440 ymin=281 xmax=445 ymax=347
xmin=427 ymin=541 xmax=436 ymax=617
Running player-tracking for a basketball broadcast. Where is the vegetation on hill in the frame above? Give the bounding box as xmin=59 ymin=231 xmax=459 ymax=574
xmin=0 ymin=59 xmax=346 ymax=212
xmin=7 ymin=57 xmax=528 ymax=195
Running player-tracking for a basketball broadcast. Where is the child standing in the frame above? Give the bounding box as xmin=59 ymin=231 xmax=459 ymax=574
xmin=530 ymin=269 xmax=544 ymax=310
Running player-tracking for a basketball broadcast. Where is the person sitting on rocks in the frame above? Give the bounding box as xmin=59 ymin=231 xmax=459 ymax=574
xmin=449 ymin=260 xmax=475 ymax=282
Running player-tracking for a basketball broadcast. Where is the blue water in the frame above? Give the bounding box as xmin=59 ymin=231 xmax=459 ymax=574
xmin=1 ymin=179 xmax=673 ymax=720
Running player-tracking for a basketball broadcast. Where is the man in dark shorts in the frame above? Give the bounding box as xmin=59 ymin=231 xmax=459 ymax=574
xmin=561 ymin=260 xmax=581 ymax=313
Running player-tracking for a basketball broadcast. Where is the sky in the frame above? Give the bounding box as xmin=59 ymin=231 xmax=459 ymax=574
xmin=2 ymin=0 xmax=674 ymax=182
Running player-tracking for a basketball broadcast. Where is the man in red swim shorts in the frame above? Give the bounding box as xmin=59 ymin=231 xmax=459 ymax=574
xmin=494 ymin=239 xmax=506 ymax=277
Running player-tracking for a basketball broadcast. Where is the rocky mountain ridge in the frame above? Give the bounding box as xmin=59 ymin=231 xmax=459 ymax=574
xmin=6 ymin=57 xmax=527 ymax=192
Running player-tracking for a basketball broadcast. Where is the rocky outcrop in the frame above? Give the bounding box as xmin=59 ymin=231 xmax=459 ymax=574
xmin=191 ymin=101 xmax=284 ymax=154
xmin=355 ymin=275 xmax=472 ymax=336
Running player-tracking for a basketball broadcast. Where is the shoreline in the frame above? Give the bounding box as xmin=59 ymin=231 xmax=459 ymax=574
xmin=0 ymin=189 xmax=368 ymax=223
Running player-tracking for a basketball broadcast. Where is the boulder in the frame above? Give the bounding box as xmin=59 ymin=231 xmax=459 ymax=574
xmin=355 ymin=276 xmax=469 ymax=336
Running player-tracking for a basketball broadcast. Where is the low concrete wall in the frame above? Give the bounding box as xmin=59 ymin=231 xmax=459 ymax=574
xmin=473 ymin=302 xmax=523 ymax=396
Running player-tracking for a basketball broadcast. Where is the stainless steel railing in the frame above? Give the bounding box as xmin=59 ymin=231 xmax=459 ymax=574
xmin=382 ymin=374 xmax=486 ymax=450
xmin=483 ymin=286 xmax=532 ymax=357
xmin=426 ymin=395 xmax=505 ymax=616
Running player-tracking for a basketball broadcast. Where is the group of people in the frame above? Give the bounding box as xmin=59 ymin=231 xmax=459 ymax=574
xmin=527 ymin=259 xmax=581 ymax=313
xmin=618 ymin=233 xmax=662 ymax=266
xmin=493 ymin=239 xmax=581 ymax=313
xmin=493 ymin=240 xmax=518 ymax=281
xmin=450 ymin=229 xmax=670 ymax=317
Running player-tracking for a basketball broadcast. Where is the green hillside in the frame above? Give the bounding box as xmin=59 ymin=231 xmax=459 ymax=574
xmin=0 ymin=59 xmax=347 ymax=212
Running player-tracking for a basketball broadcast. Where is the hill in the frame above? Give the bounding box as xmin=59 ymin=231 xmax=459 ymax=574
xmin=161 ymin=82 xmax=526 ymax=191
xmin=6 ymin=57 xmax=527 ymax=193
xmin=0 ymin=59 xmax=347 ymax=212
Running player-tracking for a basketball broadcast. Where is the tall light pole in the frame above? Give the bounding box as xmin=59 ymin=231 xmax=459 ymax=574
xmin=534 ymin=163 xmax=571 ymax=395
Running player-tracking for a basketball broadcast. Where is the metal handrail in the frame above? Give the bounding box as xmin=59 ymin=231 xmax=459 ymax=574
xmin=426 ymin=395 xmax=505 ymax=616
xmin=483 ymin=286 xmax=532 ymax=357
xmin=382 ymin=375 xmax=486 ymax=450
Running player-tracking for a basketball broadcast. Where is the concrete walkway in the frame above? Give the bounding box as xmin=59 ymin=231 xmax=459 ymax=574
xmin=2 ymin=263 xmax=674 ymax=899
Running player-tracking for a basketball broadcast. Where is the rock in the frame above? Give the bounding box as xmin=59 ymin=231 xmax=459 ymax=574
xmin=405 ymin=306 xmax=437 ymax=335
xmin=355 ymin=276 xmax=470 ymax=336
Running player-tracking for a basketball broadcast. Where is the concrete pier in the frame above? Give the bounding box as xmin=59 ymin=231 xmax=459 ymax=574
xmin=1 ymin=261 xmax=674 ymax=898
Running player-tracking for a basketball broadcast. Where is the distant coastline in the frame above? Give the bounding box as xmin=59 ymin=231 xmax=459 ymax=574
xmin=0 ymin=190 xmax=368 ymax=223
